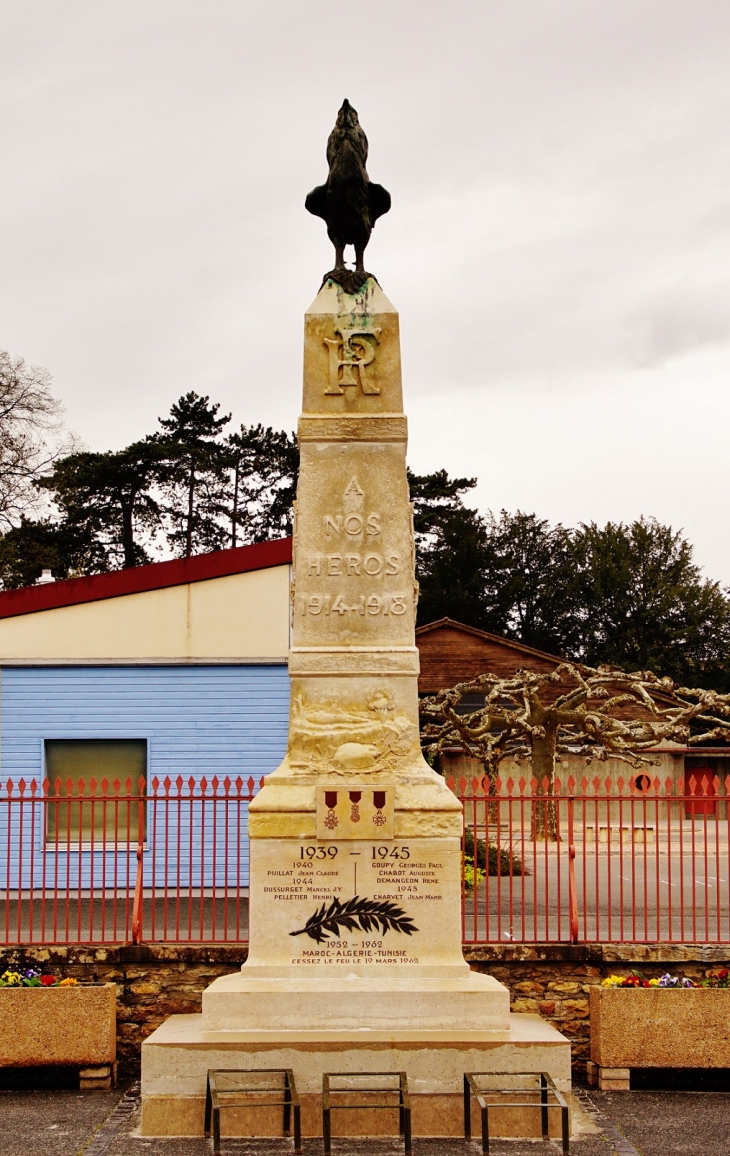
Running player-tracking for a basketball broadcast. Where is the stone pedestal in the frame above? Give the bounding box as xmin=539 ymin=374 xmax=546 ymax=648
xmin=141 ymin=278 xmax=570 ymax=1137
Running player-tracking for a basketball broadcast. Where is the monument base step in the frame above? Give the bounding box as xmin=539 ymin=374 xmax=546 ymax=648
xmin=201 ymin=969 xmax=510 ymax=1032
xmin=141 ymin=1012 xmax=571 ymax=1138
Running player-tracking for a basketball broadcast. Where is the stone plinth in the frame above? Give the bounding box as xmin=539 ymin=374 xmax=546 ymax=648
xmin=141 ymin=1013 xmax=570 ymax=1137
xmin=201 ymin=971 xmax=510 ymax=1032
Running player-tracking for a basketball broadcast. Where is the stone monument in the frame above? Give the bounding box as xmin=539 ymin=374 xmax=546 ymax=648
xmin=141 ymin=101 xmax=570 ymax=1139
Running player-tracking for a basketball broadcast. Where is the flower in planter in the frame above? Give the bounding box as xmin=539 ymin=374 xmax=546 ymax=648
xmin=701 ymin=969 xmax=730 ymax=988
xmin=39 ymin=975 xmax=57 ymax=986
xmin=58 ymin=977 xmax=78 ymax=986
xmin=657 ymin=972 xmax=696 ymax=988
xmin=0 ymin=970 xmax=22 ymax=986
xmin=601 ymin=971 xmax=696 ymax=988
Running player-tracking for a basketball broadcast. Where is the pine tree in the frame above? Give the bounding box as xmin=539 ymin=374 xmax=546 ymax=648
xmin=39 ymin=443 xmax=163 ymax=569
xmin=154 ymin=392 xmax=231 ymax=557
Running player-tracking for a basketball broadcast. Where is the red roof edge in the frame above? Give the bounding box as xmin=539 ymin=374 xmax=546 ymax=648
xmin=0 ymin=537 xmax=293 ymax=621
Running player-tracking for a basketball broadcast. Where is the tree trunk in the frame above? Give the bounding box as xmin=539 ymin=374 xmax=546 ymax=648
xmin=121 ymin=501 xmax=136 ymax=569
xmin=185 ymin=465 xmax=195 ymax=557
xmin=231 ymin=464 xmax=239 ymax=547
xmin=531 ymin=729 xmax=558 ymax=840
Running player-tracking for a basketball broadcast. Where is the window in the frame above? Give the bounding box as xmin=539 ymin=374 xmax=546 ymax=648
xmin=45 ymin=740 xmax=147 ymax=843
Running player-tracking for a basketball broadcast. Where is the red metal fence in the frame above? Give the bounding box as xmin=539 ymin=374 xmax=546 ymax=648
xmin=1 ymin=773 xmax=728 ymax=946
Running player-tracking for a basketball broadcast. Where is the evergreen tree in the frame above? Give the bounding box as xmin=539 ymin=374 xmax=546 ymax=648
xmin=39 ymin=443 xmax=163 ymax=569
xmin=154 ymin=392 xmax=231 ymax=557
xmin=408 ymin=468 xmax=490 ymax=627
xmin=226 ymin=425 xmax=299 ymax=545
xmin=0 ymin=516 xmax=106 ymax=588
xmin=480 ymin=510 xmax=578 ymax=654
xmin=570 ymin=518 xmax=730 ymax=689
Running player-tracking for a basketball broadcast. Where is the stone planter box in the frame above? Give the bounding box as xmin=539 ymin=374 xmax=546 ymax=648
xmin=0 ymin=982 xmax=116 ymax=1088
xmin=589 ymin=986 xmax=730 ymax=1089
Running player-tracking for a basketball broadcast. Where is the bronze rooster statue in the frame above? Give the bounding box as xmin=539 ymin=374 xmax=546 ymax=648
xmin=305 ymin=100 xmax=391 ymax=292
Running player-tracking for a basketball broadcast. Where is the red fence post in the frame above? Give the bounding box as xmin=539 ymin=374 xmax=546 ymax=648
xmin=131 ymin=790 xmax=145 ymax=945
xmin=567 ymin=795 xmax=579 ymax=944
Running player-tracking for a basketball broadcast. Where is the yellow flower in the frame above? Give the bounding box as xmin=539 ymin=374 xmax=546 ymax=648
xmin=58 ymin=977 xmax=78 ymax=986
xmin=600 ymin=975 xmax=623 ymax=987
xmin=1 ymin=971 xmax=22 ymax=986
xmin=648 ymin=978 xmax=660 ymax=986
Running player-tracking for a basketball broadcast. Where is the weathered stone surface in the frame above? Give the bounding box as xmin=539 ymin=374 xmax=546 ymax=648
xmin=591 ymin=987 xmax=730 ymax=1068
xmin=0 ymin=983 xmax=116 ymax=1068
xmin=5 ymin=943 xmax=729 ymax=1076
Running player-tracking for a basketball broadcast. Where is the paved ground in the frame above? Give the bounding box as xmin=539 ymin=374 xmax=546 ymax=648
xmin=1 ymin=1079 xmax=729 ymax=1156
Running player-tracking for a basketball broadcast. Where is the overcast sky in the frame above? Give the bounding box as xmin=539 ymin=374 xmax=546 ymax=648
xmin=2 ymin=1 xmax=729 ymax=580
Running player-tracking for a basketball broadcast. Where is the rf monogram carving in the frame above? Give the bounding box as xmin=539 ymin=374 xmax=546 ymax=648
xmin=324 ymin=327 xmax=382 ymax=395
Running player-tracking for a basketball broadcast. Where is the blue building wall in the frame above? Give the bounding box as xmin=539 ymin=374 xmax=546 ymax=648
xmin=0 ymin=665 xmax=289 ymax=889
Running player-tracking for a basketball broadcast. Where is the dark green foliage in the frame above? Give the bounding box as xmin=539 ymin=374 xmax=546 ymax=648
xmin=480 ymin=510 xmax=579 ymax=654
xmin=226 ymin=425 xmax=299 ymax=544
xmin=38 ymin=443 xmax=163 ymax=570
xmin=412 ymin=488 xmax=730 ymax=691
xmin=154 ymin=392 xmax=232 ymax=557
xmin=0 ymin=517 xmax=106 ymax=588
xmin=290 ymin=896 xmax=418 ymax=944
xmin=463 ymin=827 xmax=527 ymax=877
xmin=408 ymin=468 xmax=490 ymax=628
xmin=569 ymin=518 xmax=730 ymax=690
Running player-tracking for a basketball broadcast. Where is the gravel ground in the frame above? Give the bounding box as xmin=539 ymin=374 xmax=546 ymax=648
xmin=1 ymin=1080 xmax=729 ymax=1156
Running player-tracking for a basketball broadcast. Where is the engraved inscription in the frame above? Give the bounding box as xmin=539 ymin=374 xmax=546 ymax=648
xmin=300 ymin=593 xmax=408 ymax=616
xmin=323 ymin=514 xmax=381 ymax=538
xmin=306 ymin=553 xmax=400 ymax=577
xmin=269 ymin=839 xmax=447 ymax=966
xmin=324 ymin=328 xmax=382 ymax=395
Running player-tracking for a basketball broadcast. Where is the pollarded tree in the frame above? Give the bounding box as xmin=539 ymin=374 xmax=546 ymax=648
xmin=420 ymin=664 xmax=730 ymax=836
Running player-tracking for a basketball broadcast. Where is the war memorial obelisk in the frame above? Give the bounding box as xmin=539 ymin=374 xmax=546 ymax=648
xmin=141 ymin=101 xmax=570 ymax=1138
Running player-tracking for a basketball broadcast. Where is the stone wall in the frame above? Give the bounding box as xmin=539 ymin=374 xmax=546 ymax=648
xmin=3 ymin=943 xmax=728 ymax=1076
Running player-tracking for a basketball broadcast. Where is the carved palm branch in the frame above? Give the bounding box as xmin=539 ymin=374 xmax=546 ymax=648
xmin=290 ymin=895 xmax=418 ymax=945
